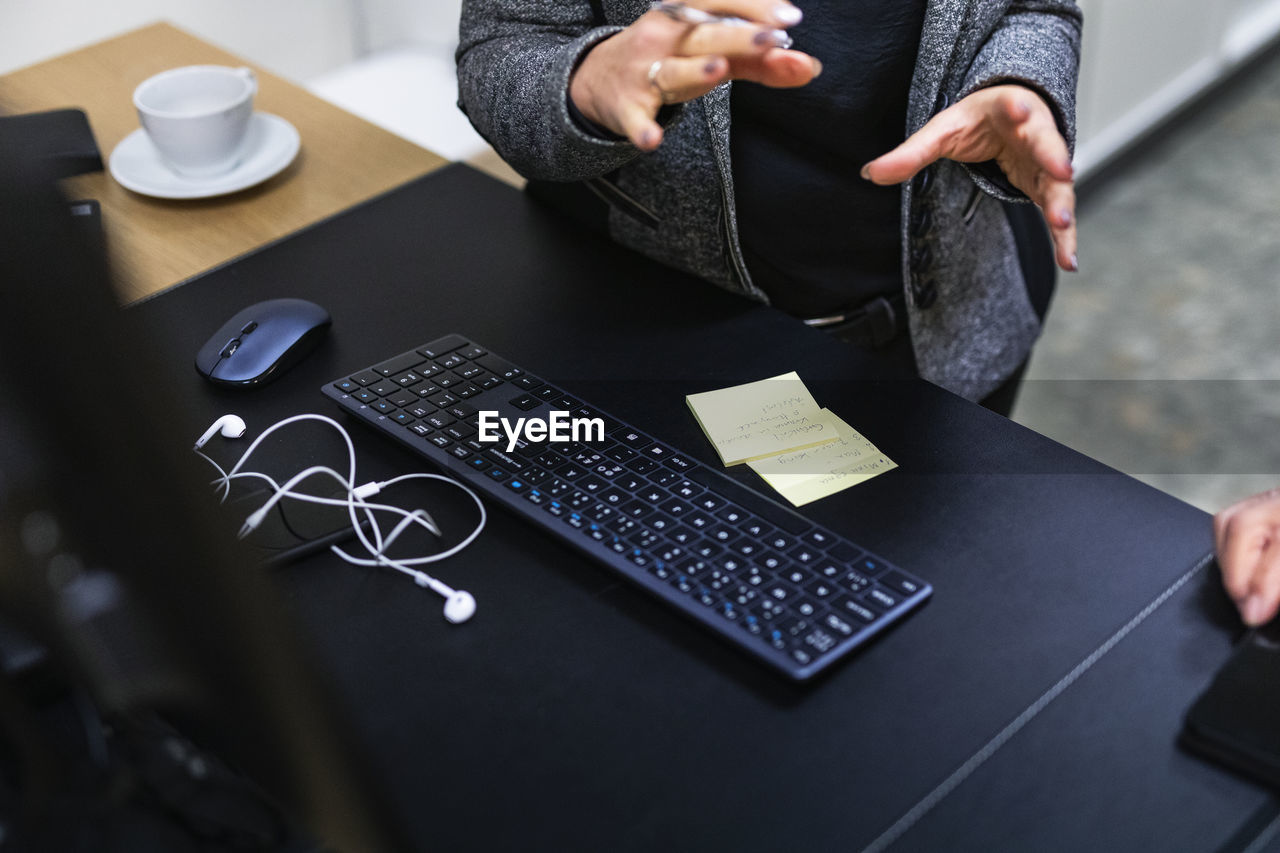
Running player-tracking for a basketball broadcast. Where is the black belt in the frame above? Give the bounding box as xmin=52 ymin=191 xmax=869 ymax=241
xmin=802 ymin=292 xmax=908 ymax=349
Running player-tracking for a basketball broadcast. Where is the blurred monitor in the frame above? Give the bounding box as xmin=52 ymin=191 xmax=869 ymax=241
xmin=0 ymin=131 xmax=405 ymax=851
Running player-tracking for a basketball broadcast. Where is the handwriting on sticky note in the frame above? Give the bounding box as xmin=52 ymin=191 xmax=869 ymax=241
xmin=747 ymin=411 xmax=897 ymax=506
xmin=685 ymin=372 xmax=840 ymax=466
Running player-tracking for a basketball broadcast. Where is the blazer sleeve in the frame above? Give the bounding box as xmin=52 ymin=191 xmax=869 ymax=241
xmin=957 ymin=0 xmax=1083 ymax=202
xmin=457 ymin=0 xmax=675 ymax=181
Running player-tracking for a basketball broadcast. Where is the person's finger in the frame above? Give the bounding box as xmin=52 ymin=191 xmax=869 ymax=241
xmin=1243 ymin=543 xmax=1280 ymax=626
xmin=1220 ymin=503 xmax=1277 ymax=602
xmin=616 ymin=100 xmax=665 ymax=151
xmin=677 ymin=19 xmax=794 ymax=57
xmin=1218 ymin=513 xmax=1261 ymax=611
xmin=1039 ymin=177 xmax=1078 ymax=272
xmin=672 ymin=0 xmax=804 ymax=28
xmin=860 ymin=111 xmax=960 ymax=185
xmin=1214 ymin=504 xmax=1240 ymax=565
xmin=726 ymin=48 xmax=821 ymax=88
xmin=648 ymin=54 xmax=729 ymax=103
xmin=1006 ymin=94 xmax=1074 ymax=184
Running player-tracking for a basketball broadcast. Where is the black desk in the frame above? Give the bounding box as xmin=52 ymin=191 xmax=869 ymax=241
xmin=136 ymin=165 xmax=1277 ymax=851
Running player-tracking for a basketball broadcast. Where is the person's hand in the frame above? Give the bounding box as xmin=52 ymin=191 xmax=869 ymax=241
xmin=861 ymin=84 xmax=1078 ymax=273
xmin=569 ymin=1 xmax=821 ymax=151
xmin=1215 ymin=489 xmax=1280 ymax=626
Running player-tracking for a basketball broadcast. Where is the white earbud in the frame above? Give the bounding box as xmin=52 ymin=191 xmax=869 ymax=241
xmin=412 ymin=573 xmax=476 ymax=623
xmin=194 ymin=414 xmax=247 ymax=449
xmin=443 ymin=590 xmax=477 ymax=624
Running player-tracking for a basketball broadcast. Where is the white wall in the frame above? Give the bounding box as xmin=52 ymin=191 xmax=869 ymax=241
xmin=0 ymin=0 xmax=360 ymax=81
xmin=1075 ymin=0 xmax=1280 ymax=175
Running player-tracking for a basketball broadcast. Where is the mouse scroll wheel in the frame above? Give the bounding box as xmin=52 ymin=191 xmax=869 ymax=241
xmin=220 ymin=338 xmax=241 ymax=359
xmin=240 ymin=321 xmax=258 ymax=334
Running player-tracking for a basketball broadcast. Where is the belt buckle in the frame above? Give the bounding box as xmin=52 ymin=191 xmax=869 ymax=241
xmin=804 ymin=296 xmax=899 ymax=349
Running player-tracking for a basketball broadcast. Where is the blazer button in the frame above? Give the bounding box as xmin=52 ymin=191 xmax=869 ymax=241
xmin=910 ymin=206 xmax=933 ymax=239
xmin=935 ymin=91 xmax=951 ymax=113
xmin=910 ymin=243 xmax=933 ymax=273
xmin=913 ymin=279 xmax=938 ymax=309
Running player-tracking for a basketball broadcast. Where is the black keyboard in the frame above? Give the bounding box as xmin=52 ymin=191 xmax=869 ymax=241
xmin=323 ymin=334 xmax=931 ymax=680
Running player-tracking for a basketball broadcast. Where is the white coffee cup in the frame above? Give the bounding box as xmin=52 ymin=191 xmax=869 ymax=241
xmin=133 ymin=65 xmax=257 ymax=178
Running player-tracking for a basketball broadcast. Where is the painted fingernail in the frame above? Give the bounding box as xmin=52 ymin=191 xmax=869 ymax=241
xmin=810 ymin=57 xmax=823 ymax=77
xmin=1068 ymin=253 xmax=1078 ymax=272
xmin=754 ymin=29 xmax=792 ymax=49
xmin=773 ymin=5 xmax=803 ymax=26
xmin=1058 ymin=209 xmax=1072 ymax=228
xmin=860 ymin=163 xmax=872 ymax=181
xmin=704 ymin=58 xmax=722 ymax=76
xmin=641 ymin=128 xmax=660 ymax=149
xmin=1243 ymin=594 xmax=1269 ymax=626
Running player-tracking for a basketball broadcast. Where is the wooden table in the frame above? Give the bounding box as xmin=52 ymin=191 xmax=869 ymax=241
xmin=0 ymin=22 xmax=447 ymax=302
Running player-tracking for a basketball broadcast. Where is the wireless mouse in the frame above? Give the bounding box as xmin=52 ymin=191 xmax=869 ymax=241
xmin=195 ymin=298 xmax=331 ymax=388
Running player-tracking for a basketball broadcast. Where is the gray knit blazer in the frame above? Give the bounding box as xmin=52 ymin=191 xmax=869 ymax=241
xmin=457 ymin=0 xmax=1082 ymax=400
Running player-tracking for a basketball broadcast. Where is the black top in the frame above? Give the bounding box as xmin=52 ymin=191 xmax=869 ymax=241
xmin=731 ymin=0 xmax=927 ymax=317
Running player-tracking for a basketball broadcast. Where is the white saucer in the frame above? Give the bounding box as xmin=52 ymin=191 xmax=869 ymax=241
xmin=108 ymin=112 xmax=300 ymax=199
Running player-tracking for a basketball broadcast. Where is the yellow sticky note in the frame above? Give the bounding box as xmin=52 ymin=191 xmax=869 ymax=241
xmin=748 ymin=411 xmax=897 ymax=506
xmin=685 ymin=372 xmax=840 ymax=466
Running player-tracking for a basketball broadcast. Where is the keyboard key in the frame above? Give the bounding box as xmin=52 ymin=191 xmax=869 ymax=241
xmin=665 ymin=455 xmax=695 ymax=472
xmin=827 ymin=541 xmax=863 ymax=564
xmin=648 ymin=468 xmax=681 ymax=487
xmin=425 ymin=412 xmax=455 ymax=429
xmin=436 ymin=353 xmax=467 ymax=370
xmin=374 ymin=351 xmax=426 ymax=376
xmin=476 ymin=354 xmax=523 ymax=380
xmin=617 ymin=429 xmax=652 ymax=450
xmin=855 ymin=556 xmax=889 ymax=577
xmin=510 ymin=394 xmax=540 ymax=411
xmin=445 ymin=424 xmax=476 ymax=441
xmin=417 ymin=335 xmax=469 ymax=358
xmin=865 ymin=588 xmax=900 ymax=609
xmin=881 ymin=570 xmax=923 ymax=596
xmin=628 ymin=458 xmax=660 ymax=475
xmin=788 ymin=546 xmax=819 ymax=565
xmin=429 ymin=392 xmax=459 ymax=408
xmin=832 ymin=596 xmax=877 ymax=624
xmin=767 ymin=533 xmax=794 ymax=552
xmin=644 ymin=443 xmax=674 ymax=460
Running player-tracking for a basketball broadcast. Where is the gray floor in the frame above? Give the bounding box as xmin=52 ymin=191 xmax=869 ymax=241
xmin=1012 ymin=51 xmax=1280 ymax=513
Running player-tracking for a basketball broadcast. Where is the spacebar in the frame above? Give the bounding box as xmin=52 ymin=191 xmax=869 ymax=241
xmin=686 ymin=468 xmax=812 ymax=536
